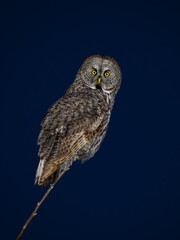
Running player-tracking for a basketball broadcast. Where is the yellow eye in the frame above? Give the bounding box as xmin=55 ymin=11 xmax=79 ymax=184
xmin=104 ymin=71 xmax=109 ymax=77
xmin=92 ymin=70 xmax=97 ymax=75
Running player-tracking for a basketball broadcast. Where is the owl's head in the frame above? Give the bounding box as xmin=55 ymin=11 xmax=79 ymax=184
xmin=80 ymin=55 xmax=122 ymax=95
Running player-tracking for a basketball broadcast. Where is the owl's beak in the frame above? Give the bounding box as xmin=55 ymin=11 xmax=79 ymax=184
xmin=98 ymin=77 xmax=102 ymax=85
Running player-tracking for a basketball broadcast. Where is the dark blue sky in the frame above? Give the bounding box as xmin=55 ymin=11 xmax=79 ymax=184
xmin=1 ymin=1 xmax=180 ymax=240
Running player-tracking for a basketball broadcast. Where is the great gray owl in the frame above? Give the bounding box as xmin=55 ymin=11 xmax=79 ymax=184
xmin=35 ymin=55 xmax=122 ymax=186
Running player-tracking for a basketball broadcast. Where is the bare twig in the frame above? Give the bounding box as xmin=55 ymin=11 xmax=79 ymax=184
xmin=16 ymin=167 xmax=70 ymax=240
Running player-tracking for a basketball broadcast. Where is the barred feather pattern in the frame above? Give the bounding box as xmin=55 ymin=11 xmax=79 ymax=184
xmin=35 ymin=55 xmax=122 ymax=186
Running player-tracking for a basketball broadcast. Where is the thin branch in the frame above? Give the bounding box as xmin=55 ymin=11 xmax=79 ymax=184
xmin=16 ymin=167 xmax=70 ymax=240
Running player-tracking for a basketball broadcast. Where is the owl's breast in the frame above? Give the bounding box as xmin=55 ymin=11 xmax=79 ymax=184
xmin=77 ymin=108 xmax=111 ymax=163
xmin=56 ymin=87 xmax=113 ymax=162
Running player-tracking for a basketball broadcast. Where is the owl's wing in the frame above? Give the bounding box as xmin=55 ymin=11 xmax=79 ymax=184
xmin=40 ymin=114 xmax=104 ymax=184
xmin=37 ymin=98 xmax=68 ymax=161
xmin=35 ymin=94 xmax=105 ymax=186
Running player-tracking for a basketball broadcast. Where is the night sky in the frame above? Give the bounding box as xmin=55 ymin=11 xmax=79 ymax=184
xmin=1 ymin=1 xmax=180 ymax=240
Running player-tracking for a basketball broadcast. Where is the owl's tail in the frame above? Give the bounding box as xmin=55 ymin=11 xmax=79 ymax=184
xmin=35 ymin=159 xmax=61 ymax=187
xmin=35 ymin=159 xmax=45 ymax=185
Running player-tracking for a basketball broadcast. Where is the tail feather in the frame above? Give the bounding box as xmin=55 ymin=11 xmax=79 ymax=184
xmin=40 ymin=168 xmax=60 ymax=187
xmin=35 ymin=159 xmax=61 ymax=187
xmin=35 ymin=159 xmax=45 ymax=185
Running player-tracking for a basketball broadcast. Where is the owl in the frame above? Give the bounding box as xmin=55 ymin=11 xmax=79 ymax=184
xmin=35 ymin=55 xmax=122 ymax=186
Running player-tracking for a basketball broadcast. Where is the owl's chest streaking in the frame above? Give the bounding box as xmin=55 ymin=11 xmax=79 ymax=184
xmin=74 ymin=88 xmax=113 ymax=162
